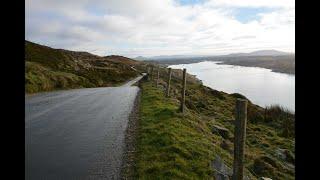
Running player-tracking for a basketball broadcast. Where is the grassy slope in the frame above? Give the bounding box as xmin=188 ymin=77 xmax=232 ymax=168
xmin=135 ymin=82 xmax=215 ymax=179
xmin=133 ymin=67 xmax=295 ymax=179
xmin=25 ymin=41 xmax=142 ymax=93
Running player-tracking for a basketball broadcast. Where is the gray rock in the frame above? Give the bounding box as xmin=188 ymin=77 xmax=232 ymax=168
xmin=275 ymin=148 xmax=286 ymax=160
xmin=212 ymin=125 xmax=231 ymax=139
xmin=212 ymin=156 xmax=232 ymax=180
xmin=275 ymin=148 xmax=295 ymax=164
xmin=211 ymin=156 xmax=252 ymax=180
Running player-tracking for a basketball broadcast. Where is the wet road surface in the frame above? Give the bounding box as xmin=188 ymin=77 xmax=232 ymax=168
xmin=25 ymin=75 xmax=143 ymax=180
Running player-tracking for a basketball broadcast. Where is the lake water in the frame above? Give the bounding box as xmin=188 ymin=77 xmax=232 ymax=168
xmin=169 ymin=61 xmax=295 ymax=112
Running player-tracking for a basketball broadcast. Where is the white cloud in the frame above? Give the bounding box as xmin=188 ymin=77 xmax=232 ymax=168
xmin=206 ymin=0 xmax=294 ymax=8
xmin=25 ymin=0 xmax=295 ymax=57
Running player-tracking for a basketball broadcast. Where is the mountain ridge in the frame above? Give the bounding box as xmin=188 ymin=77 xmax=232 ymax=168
xmin=135 ymin=50 xmax=293 ymax=60
xmin=227 ymin=50 xmax=292 ymax=57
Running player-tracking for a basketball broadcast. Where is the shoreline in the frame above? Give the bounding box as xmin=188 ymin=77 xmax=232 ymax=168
xmin=151 ymin=58 xmax=295 ymax=75
xmin=217 ymin=61 xmax=295 ymax=75
xmin=168 ymin=62 xmax=295 ymax=112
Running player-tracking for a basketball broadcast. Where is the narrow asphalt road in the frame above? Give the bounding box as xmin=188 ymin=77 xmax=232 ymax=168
xmin=25 ymin=75 xmax=144 ymax=180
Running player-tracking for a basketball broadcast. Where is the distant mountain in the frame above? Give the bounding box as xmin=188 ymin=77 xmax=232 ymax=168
xmin=151 ymin=49 xmax=295 ymax=74
xmin=138 ymin=55 xmax=204 ymax=61
xmin=139 ymin=50 xmax=293 ymax=61
xmin=152 ymin=55 xmax=199 ymax=59
xmin=134 ymin=56 xmax=149 ymax=61
xmin=227 ymin=50 xmax=292 ymax=57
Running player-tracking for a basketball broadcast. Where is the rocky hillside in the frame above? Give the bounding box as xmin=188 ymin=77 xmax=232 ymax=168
xmin=25 ymin=41 xmax=143 ymax=93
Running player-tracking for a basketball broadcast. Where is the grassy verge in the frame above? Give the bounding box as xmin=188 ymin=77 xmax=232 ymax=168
xmin=132 ymin=67 xmax=294 ymax=179
xmin=133 ymin=81 xmax=215 ymax=179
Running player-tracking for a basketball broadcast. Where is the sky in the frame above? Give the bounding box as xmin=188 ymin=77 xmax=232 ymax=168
xmin=25 ymin=0 xmax=295 ymax=58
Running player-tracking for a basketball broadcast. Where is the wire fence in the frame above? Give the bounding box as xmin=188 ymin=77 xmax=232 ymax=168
xmin=185 ymin=90 xmax=264 ymax=179
xmin=148 ymin=66 xmax=264 ymax=179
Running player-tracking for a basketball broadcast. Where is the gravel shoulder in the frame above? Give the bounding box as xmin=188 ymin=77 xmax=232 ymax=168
xmin=120 ymin=88 xmax=141 ymax=179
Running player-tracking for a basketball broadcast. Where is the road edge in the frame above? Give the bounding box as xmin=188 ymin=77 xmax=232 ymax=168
xmin=120 ymin=76 xmax=146 ymax=179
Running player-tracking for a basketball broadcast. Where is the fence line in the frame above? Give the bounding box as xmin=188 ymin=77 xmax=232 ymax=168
xmin=149 ymin=66 xmax=258 ymax=179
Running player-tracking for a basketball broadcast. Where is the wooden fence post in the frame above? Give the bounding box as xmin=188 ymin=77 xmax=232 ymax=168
xmin=156 ymin=68 xmax=160 ymax=87
xmin=150 ymin=66 xmax=154 ymax=80
xmin=180 ymin=68 xmax=187 ymax=113
xmin=233 ymin=98 xmax=248 ymax=180
xmin=147 ymin=67 xmax=150 ymax=81
xmin=166 ymin=68 xmax=172 ymax=97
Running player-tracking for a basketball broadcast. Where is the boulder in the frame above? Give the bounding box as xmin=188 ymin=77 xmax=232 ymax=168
xmin=211 ymin=156 xmax=232 ymax=180
xmin=252 ymin=156 xmax=278 ymax=177
xmin=212 ymin=125 xmax=230 ymax=139
xmin=211 ymin=156 xmax=250 ymax=180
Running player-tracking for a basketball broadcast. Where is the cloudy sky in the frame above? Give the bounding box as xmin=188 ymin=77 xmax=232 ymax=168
xmin=26 ymin=0 xmax=295 ymax=58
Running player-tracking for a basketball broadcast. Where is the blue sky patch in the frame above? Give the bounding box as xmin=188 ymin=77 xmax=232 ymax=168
xmin=176 ymin=0 xmax=207 ymax=6
xmin=232 ymin=7 xmax=275 ymax=23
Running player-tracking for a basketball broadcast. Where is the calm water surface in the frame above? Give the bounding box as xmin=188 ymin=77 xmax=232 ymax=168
xmin=169 ymin=61 xmax=295 ymax=112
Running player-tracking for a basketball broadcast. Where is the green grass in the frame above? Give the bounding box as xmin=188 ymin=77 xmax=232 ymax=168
xmin=25 ymin=41 xmax=142 ymax=93
xmin=132 ymin=67 xmax=295 ymax=179
xmin=25 ymin=61 xmax=95 ymax=93
xmin=134 ymin=82 xmax=216 ymax=179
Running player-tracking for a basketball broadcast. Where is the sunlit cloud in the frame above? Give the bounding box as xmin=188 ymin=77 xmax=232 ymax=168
xmin=25 ymin=0 xmax=295 ymax=57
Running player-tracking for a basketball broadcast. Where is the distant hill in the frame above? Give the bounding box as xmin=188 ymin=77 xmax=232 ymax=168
xmin=134 ymin=56 xmax=149 ymax=61
xmin=25 ymin=40 xmax=143 ymax=93
xmin=150 ymin=55 xmax=203 ymax=60
xmin=219 ymin=55 xmax=295 ymax=74
xmin=148 ymin=50 xmax=295 ymax=74
xmin=227 ymin=50 xmax=292 ymax=57
xmin=140 ymin=50 xmax=293 ymax=61
xmin=139 ymin=55 xmax=208 ymax=61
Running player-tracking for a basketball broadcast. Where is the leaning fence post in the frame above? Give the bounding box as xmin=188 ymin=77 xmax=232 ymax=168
xmin=166 ymin=68 xmax=172 ymax=97
xmin=150 ymin=66 xmax=154 ymax=80
xmin=156 ymin=68 xmax=160 ymax=87
xmin=233 ymin=98 xmax=248 ymax=180
xmin=180 ymin=68 xmax=187 ymax=113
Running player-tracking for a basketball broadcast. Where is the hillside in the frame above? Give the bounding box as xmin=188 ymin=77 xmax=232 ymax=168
xmin=25 ymin=41 xmax=143 ymax=93
xmin=219 ymin=55 xmax=295 ymax=74
xmin=125 ymin=66 xmax=295 ymax=179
